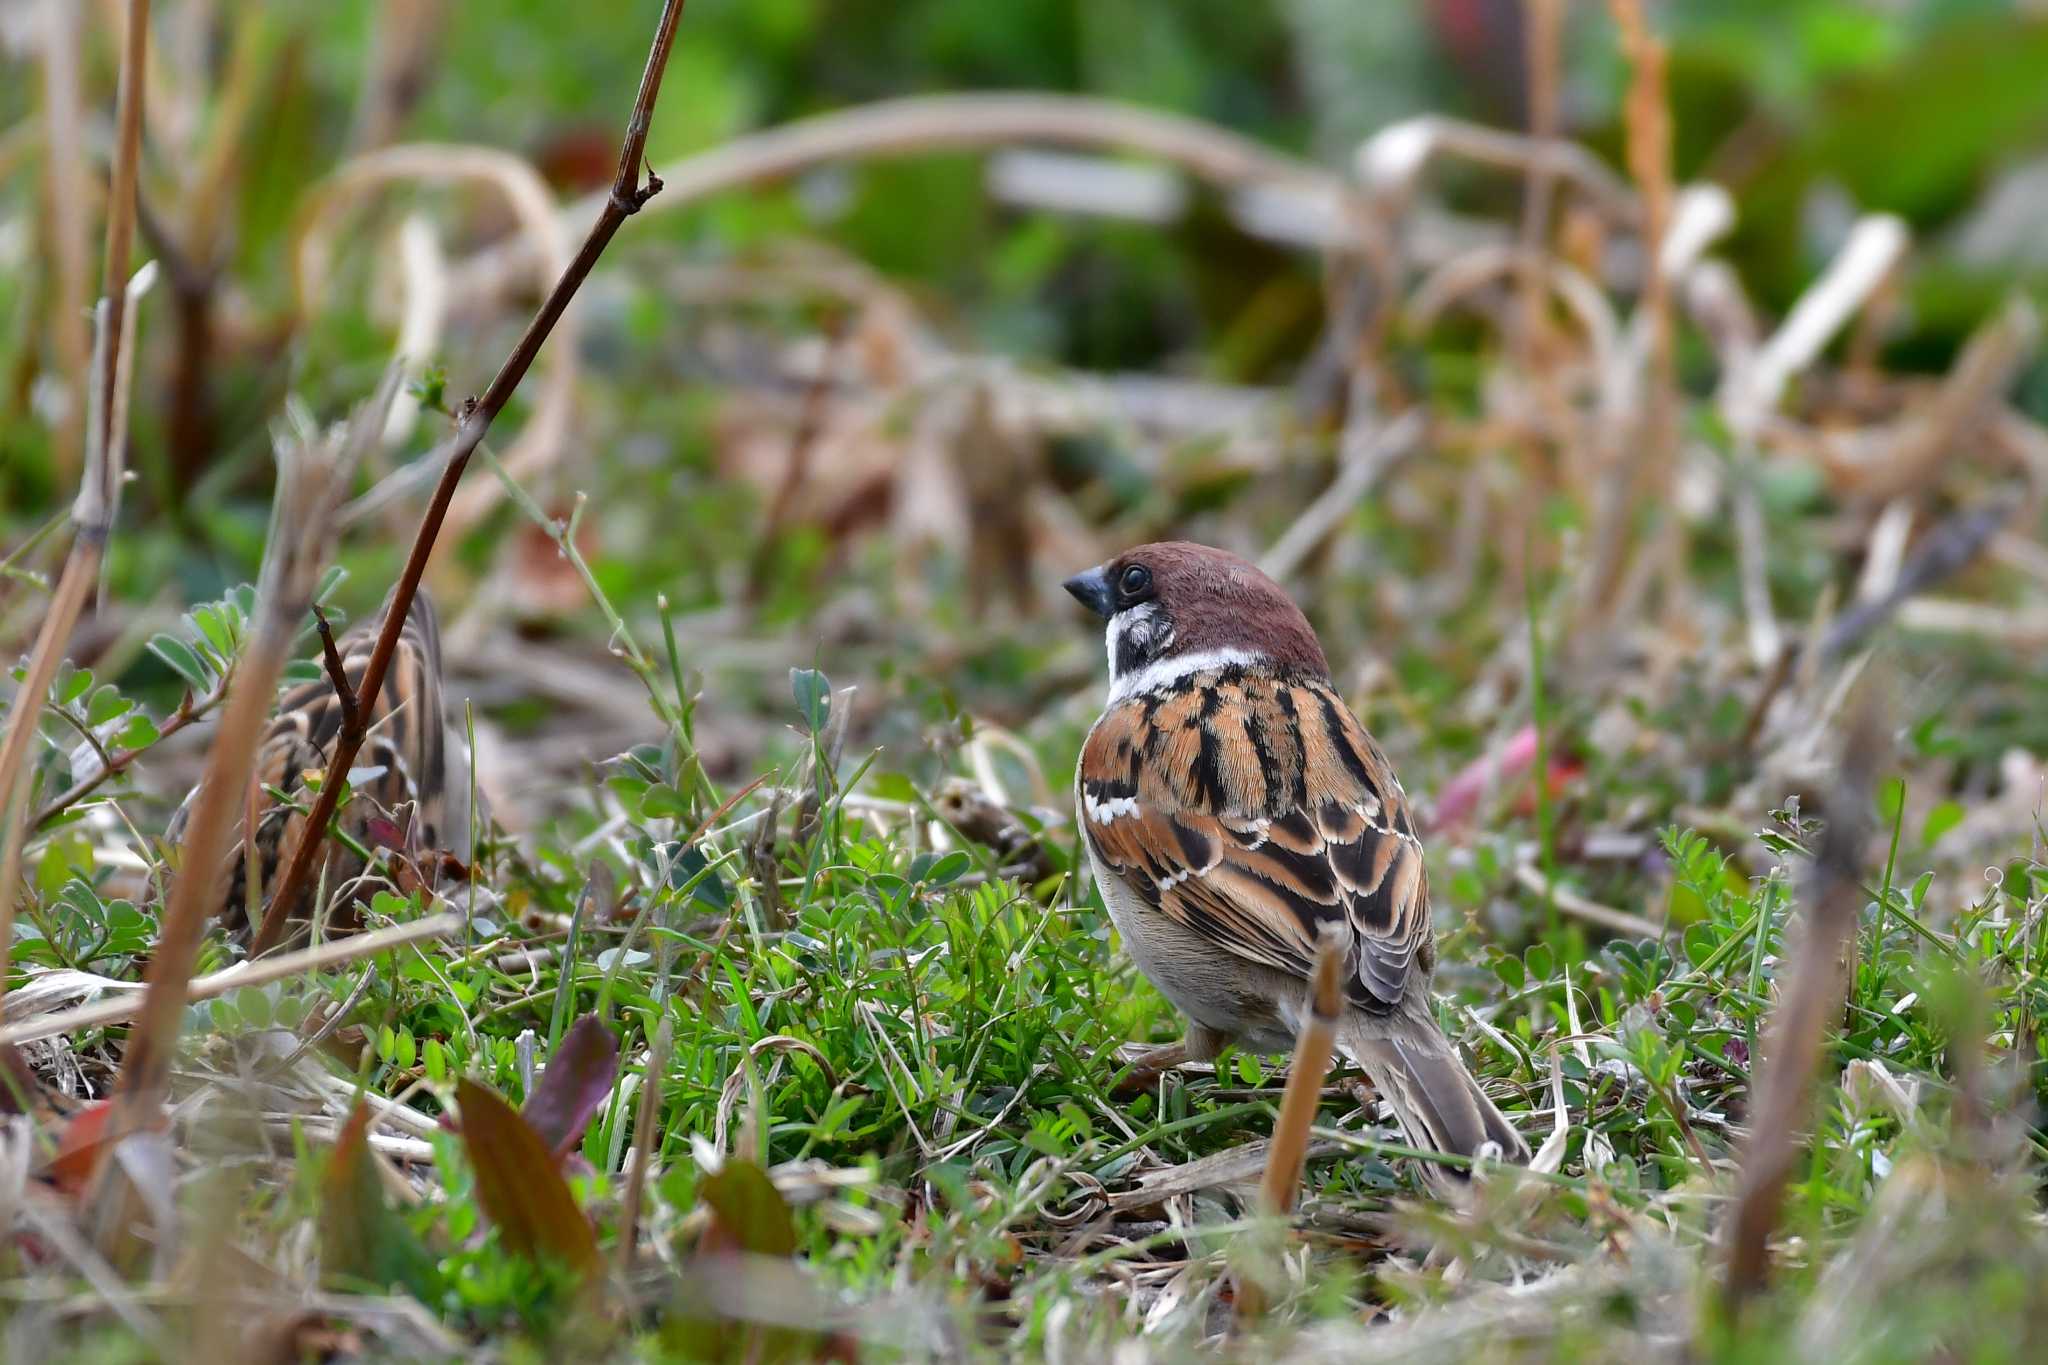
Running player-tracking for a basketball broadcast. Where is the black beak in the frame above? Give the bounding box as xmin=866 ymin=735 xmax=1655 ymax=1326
xmin=1063 ymin=566 xmax=1114 ymax=619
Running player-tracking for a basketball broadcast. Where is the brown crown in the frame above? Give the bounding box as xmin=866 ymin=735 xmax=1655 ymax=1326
xmin=1105 ymin=542 xmax=1330 ymax=677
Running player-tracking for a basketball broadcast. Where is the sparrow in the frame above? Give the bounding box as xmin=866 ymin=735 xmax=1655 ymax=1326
xmin=162 ymin=589 xmax=465 ymax=939
xmin=1065 ymin=542 xmax=1529 ymax=1191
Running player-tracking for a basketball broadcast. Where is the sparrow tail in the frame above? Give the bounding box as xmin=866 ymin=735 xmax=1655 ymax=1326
xmin=1341 ymin=1016 xmax=1529 ymax=1192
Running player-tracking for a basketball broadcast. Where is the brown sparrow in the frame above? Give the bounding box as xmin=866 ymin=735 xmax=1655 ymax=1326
xmin=1066 ymin=542 xmax=1529 ymax=1189
xmin=163 ymin=589 xmax=463 ymax=938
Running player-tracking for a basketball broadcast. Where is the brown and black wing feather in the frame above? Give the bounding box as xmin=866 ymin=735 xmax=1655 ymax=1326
xmin=1081 ymin=663 xmax=1529 ymax=1178
xmin=1079 ymin=667 xmax=1432 ymax=1013
xmin=163 ymin=590 xmax=448 ymax=935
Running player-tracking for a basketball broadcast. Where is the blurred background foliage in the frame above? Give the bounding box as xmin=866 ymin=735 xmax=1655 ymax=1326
xmin=8 ymin=1 xmax=2048 ymax=521
xmin=4 ymin=0 xmax=2048 ymax=788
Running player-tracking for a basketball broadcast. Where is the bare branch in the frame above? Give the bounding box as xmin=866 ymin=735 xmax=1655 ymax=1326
xmin=311 ymin=603 xmax=361 ymax=736
xmin=251 ymin=0 xmax=694 ymax=957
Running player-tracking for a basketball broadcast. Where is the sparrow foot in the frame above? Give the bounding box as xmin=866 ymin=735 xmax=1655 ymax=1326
xmin=1109 ymin=1023 xmax=1232 ymax=1094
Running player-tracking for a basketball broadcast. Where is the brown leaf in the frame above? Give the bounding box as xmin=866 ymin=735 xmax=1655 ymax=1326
xmin=522 ymin=1014 xmax=621 ymax=1161
xmin=43 ymin=1099 xmax=114 ymax=1193
xmin=456 ymin=1077 xmax=601 ymax=1277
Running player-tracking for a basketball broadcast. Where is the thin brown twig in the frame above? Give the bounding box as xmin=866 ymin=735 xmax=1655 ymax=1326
xmin=1720 ymin=691 xmax=1885 ymax=1311
xmin=312 ymin=604 xmax=360 ymax=735
xmin=0 ymin=251 xmax=155 ymax=1011
xmin=251 ymin=0 xmax=693 ymax=957
xmin=30 ymin=684 xmax=224 ymax=831
xmin=96 ymin=0 xmax=152 ymax=448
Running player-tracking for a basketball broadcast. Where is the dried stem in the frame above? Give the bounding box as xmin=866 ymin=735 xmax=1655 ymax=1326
xmin=97 ymin=0 xmax=152 ymax=448
xmin=0 ymin=259 xmax=156 ymax=1010
xmin=311 ymin=604 xmax=360 ymax=735
xmin=1515 ymin=0 xmax=1565 ymax=367
xmin=1260 ymin=934 xmax=1344 ymax=1216
xmin=0 ymin=911 xmax=461 ymax=1047
xmin=39 ymin=0 xmax=91 ymax=479
xmin=618 ymin=1012 xmax=675 ymax=1274
xmin=1581 ymin=1 xmax=1680 ymax=632
xmin=453 ymin=91 xmax=1357 ymax=305
xmin=103 ymin=404 xmax=369 ymax=1145
xmin=1236 ymin=932 xmax=1343 ymax=1322
xmin=250 ymin=0 xmax=692 ymax=957
xmin=0 ymin=555 xmax=101 ymax=995
xmin=1257 ymin=410 xmax=1425 ymax=584
xmin=0 ymin=3 xmax=156 ymax=954
xmin=1720 ymin=693 xmax=1885 ymax=1310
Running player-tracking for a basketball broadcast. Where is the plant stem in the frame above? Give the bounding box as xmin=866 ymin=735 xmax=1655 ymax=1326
xmin=251 ymin=0 xmax=693 ymax=957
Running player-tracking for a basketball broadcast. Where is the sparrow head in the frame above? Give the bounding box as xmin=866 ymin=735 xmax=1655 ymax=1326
xmin=1064 ymin=542 xmax=1329 ymax=699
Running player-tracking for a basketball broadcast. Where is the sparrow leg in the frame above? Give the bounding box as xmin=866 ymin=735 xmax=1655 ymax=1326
xmin=1111 ymin=1021 xmax=1232 ymax=1093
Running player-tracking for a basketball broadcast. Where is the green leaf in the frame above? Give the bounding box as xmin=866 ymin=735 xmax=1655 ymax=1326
xmin=698 ymin=1159 xmax=797 ymax=1257
xmin=920 ymin=850 xmax=971 ymax=886
xmin=1493 ymin=954 xmax=1526 ymax=991
xmin=1921 ymin=800 xmax=1965 ymax=849
xmin=410 ymin=365 xmax=448 ymax=413
xmin=56 ymin=666 xmax=93 ymax=705
xmin=236 ymin=987 xmax=273 ymax=1030
xmin=455 ymin=1078 xmax=602 ymax=1278
xmin=35 ymin=844 xmax=70 ymax=897
xmin=790 ymin=667 xmax=831 ymax=734
xmin=640 ymin=783 xmax=689 ymax=821
xmin=1683 ymin=922 xmax=1720 ymax=968
xmin=115 ymin=713 xmax=159 ymax=750
xmin=1876 ymin=776 xmax=1906 ymax=825
xmin=190 ymin=604 xmax=235 ymax=658
xmin=85 ymin=685 xmax=133 ymax=726
xmin=147 ymin=635 xmax=209 ymax=690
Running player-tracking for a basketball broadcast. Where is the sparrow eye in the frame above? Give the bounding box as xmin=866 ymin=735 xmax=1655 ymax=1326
xmin=1118 ymin=564 xmax=1152 ymax=597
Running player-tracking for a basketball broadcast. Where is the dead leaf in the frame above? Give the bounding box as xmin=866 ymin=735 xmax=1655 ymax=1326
xmin=43 ymin=1099 xmax=114 ymax=1193
xmin=456 ymin=1077 xmax=601 ymax=1277
xmin=523 ymin=1014 xmax=621 ymax=1162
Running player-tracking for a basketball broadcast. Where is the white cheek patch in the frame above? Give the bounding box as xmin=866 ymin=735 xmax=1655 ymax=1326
xmin=1105 ymin=602 xmax=1171 ymax=676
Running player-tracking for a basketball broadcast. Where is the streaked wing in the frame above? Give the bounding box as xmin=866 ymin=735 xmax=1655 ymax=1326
xmin=1079 ymin=667 xmax=1431 ymax=1011
xmin=163 ymin=590 xmax=448 ymax=933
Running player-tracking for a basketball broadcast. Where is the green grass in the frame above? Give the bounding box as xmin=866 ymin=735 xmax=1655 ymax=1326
xmin=12 ymin=570 xmax=2048 ymax=1360
xmin=9 ymin=3 xmax=2048 ymax=1357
